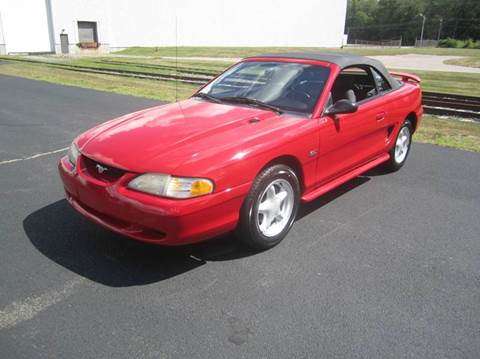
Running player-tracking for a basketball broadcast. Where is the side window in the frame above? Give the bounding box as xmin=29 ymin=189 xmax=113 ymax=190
xmin=331 ymin=67 xmax=377 ymax=104
xmin=371 ymin=68 xmax=392 ymax=93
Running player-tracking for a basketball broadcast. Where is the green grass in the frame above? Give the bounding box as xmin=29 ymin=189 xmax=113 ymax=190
xmin=111 ymin=47 xmax=480 ymax=97
xmin=444 ymin=57 xmax=480 ymax=69
xmin=0 ymin=55 xmax=227 ymax=78
xmin=394 ymin=68 xmax=480 ymax=97
xmin=0 ymin=61 xmax=199 ymax=102
xmin=5 ymin=54 xmax=480 ymax=97
xmin=415 ymin=115 xmax=480 ymax=153
xmin=115 ymin=46 xmax=480 ymax=59
xmin=68 ymin=57 xmax=230 ymax=74
xmin=0 ymin=58 xmax=479 ymax=153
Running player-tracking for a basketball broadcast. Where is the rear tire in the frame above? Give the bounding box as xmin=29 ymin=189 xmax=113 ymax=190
xmin=237 ymin=164 xmax=300 ymax=250
xmin=383 ymin=119 xmax=413 ymax=172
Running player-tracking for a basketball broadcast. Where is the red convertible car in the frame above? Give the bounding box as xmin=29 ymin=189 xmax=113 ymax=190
xmin=59 ymin=53 xmax=422 ymax=249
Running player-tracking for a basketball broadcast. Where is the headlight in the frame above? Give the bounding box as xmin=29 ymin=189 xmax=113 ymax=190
xmin=128 ymin=173 xmax=214 ymax=199
xmin=67 ymin=142 xmax=80 ymax=168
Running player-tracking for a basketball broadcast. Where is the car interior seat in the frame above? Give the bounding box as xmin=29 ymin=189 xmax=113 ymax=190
xmin=344 ymin=89 xmax=357 ymax=103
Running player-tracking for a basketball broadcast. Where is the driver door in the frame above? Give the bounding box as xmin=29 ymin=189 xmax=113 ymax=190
xmin=316 ymin=66 xmax=388 ymax=184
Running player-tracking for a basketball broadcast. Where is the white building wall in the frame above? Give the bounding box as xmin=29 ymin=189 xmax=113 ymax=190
xmin=49 ymin=0 xmax=111 ymax=54
xmin=0 ymin=0 xmax=347 ymax=54
xmin=106 ymin=0 xmax=171 ymax=49
xmin=0 ymin=11 xmax=6 ymax=54
xmin=0 ymin=0 xmax=52 ymax=53
xmin=107 ymin=0 xmax=347 ymax=48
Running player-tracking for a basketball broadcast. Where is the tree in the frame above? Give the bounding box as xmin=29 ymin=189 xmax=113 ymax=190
xmin=346 ymin=0 xmax=480 ymax=44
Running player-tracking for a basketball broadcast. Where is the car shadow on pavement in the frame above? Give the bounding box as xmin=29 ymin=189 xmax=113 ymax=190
xmin=363 ymin=166 xmax=390 ymax=177
xmin=23 ymin=199 xmax=255 ymax=287
xmin=24 ymin=174 xmax=376 ymax=287
xmin=298 ymin=176 xmax=371 ymax=219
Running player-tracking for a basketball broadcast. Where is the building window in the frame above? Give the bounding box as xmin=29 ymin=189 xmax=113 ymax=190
xmin=77 ymin=21 xmax=98 ymax=48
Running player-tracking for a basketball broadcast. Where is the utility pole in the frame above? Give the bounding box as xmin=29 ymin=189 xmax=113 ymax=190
xmin=437 ymin=18 xmax=443 ymax=41
xmin=419 ymin=14 xmax=426 ymax=47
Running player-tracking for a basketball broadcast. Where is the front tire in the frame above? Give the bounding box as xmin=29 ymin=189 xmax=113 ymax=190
xmin=237 ymin=164 xmax=300 ymax=250
xmin=383 ymin=119 xmax=413 ymax=172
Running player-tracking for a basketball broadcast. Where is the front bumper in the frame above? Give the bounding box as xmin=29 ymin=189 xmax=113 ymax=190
xmin=58 ymin=156 xmax=250 ymax=245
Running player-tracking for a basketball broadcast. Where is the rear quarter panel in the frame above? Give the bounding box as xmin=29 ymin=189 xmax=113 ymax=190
xmin=385 ymin=81 xmax=423 ymax=138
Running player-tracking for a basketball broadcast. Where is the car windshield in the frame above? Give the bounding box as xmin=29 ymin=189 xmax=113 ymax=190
xmin=197 ymin=61 xmax=330 ymax=114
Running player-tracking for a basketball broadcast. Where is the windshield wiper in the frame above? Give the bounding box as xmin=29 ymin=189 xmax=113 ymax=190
xmin=191 ymin=92 xmax=222 ymax=103
xmin=220 ymin=96 xmax=283 ymax=114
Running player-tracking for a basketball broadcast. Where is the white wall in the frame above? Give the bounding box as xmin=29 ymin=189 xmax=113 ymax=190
xmin=107 ymin=0 xmax=347 ymax=48
xmin=0 ymin=0 xmax=347 ymax=54
xmin=0 ymin=0 xmax=52 ymax=53
xmin=49 ymin=0 xmax=110 ymax=54
xmin=0 ymin=11 xmax=6 ymax=54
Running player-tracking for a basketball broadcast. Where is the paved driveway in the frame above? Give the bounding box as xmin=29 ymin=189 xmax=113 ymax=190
xmin=1 ymin=75 xmax=479 ymax=358
xmin=161 ymin=54 xmax=480 ymax=73
xmin=371 ymin=54 xmax=480 ymax=73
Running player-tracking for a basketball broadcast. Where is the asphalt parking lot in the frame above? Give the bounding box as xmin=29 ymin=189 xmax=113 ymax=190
xmin=1 ymin=74 xmax=479 ymax=358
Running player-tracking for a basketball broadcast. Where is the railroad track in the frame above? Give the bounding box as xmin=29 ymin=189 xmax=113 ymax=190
xmin=97 ymin=59 xmax=219 ymax=77
xmin=422 ymin=92 xmax=480 ymax=121
xmin=2 ymin=57 xmax=480 ymax=121
xmin=58 ymin=65 xmax=211 ymax=84
xmin=0 ymin=57 xmax=213 ymax=84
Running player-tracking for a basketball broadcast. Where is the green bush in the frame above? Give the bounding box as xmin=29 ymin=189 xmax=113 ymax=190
xmin=438 ymin=38 xmax=463 ymax=48
xmin=438 ymin=38 xmax=480 ymax=49
xmin=463 ymin=39 xmax=475 ymax=49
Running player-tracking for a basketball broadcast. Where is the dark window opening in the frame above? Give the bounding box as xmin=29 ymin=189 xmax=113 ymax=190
xmin=331 ymin=67 xmax=377 ymax=104
xmin=371 ymin=68 xmax=392 ymax=93
xmin=78 ymin=21 xmax=98 ymax=47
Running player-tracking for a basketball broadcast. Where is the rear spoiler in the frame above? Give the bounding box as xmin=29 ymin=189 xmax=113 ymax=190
xmin=390 ymin=71 xmax=421 ymax=84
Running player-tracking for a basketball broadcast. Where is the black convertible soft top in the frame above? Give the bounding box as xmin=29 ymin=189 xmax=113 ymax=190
xmin=250 ymin=52 xmax=401 ymax=90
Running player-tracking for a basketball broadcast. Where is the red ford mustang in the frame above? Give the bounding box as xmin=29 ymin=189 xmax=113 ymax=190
xmin=59 ymin=53 xmax=422 ymax=249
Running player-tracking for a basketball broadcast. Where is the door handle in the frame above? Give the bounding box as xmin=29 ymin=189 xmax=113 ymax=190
xmin=376 ymin=112 xmax=386 ymax=121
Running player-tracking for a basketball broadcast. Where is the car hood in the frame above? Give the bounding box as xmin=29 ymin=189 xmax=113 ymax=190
xmin=77 ymin=99 xmax=281 ymax=173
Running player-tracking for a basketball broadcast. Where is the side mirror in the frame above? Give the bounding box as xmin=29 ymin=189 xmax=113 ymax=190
xmin=324 ymin=99 xmax=358 ymax=116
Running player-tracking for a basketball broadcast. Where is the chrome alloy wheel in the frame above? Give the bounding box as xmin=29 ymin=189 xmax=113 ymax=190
xmin=255 ymin=178 xmax=294 ymax=237
xmin=395 ymin=126 xmax=411 ymax=164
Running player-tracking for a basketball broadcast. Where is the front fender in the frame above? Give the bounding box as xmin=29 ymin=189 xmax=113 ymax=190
xmin=174 ymin=117 xmax=320 ymax=194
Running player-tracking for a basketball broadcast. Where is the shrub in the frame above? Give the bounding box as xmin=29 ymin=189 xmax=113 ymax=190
xmin=438 ymin=38 xmax=459 ymax=48
xmin=463 ymin=39 xmax=476 ymax=49
xmin=438 ymin=37 xmax=480 ymax=49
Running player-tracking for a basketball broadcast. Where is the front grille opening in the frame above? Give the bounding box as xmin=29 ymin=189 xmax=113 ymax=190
xmin=80 ymin=155 xmax=125 ymax=183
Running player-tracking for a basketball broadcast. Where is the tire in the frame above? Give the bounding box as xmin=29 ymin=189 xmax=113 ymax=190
xmin=383 ymin=119 xmax=413 ymax=172
xmin=237 ymin=164 xmax=300 ymax=250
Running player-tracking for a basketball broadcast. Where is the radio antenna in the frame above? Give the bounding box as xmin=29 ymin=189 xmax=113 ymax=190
xmin=175 ymin=15 xmax=178 ymax=102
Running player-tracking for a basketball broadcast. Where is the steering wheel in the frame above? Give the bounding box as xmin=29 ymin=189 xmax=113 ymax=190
xmin=353 ymin=83 xmax=363 ymax=91
xmin=290 ymin=88 xmax=311 ymax=102
xmin=289 ymin=81 xmax=312 ymax=102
